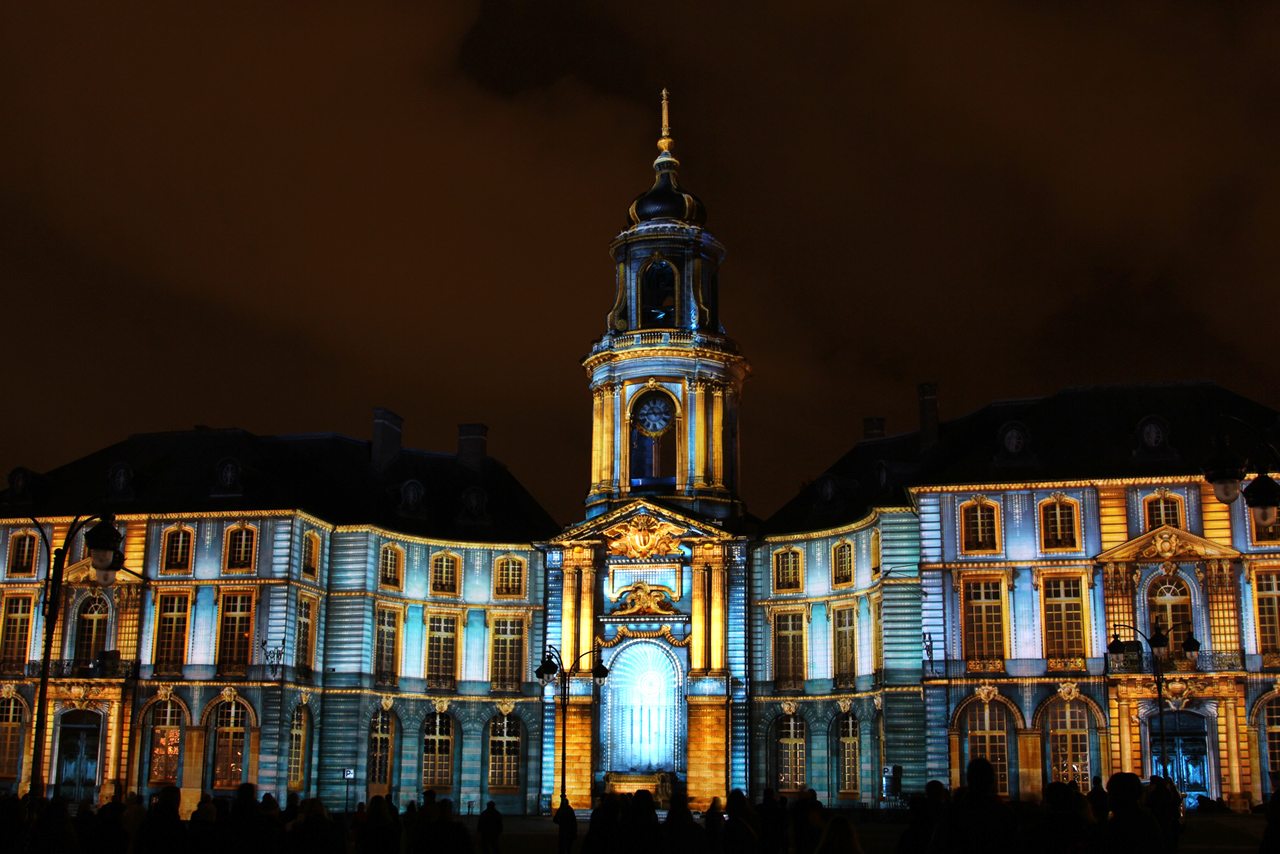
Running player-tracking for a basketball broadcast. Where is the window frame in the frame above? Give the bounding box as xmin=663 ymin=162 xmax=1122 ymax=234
xmin=422 ymin=712 xmax=454 ymax=791
xmin=777 ymin=714 xmax=807 ymax=794
xmin=962 ymin=576 xmax=1007 ymax=671
xmin=425 ymin=610 xmax=460 ymax=690
xmin=153 ymin=591 xmax=192 ymax=675
xmin=965 ymin=700 xmax=1010 ymax=796
xmin=431 ymin=551 xmax=462 ymax=598
xmin=832 ymin=605 xmax=857 ymax=688
xmin=215 ymin=589 xmax=256 ymax=676
xmin=287 ymin=705 xmax=309 ymax=792
xmin=161 ymin=525 xmax=195 ymax=575
xmin=212 ymin=700 xmax=249 ymax=790
xmin=223 ymin=522 xmax=258 ymax=574
xmin=0 ymin=696 xmax=24 ymax=782
xmin=149 ymin=699 xmax=184 ymax=785
xmin=379 ymin=543 xmax=404 ymax=591
xmin=489 ymin=614 xmax=525 ymax=693
xmin=1267 ymin=699 xmax=1280 ymax=774
xmin=1256 ymin=567 xmax=1280 ymax=662
xmin=493 ymin=555 xmax=526 ymax=599
xmin=296 ymin=594 xmax=318 ymax=673
xmin=74 ymin=595 xmax=110 ymax=663
xmin=870 ymin=529 xmax=881 ymax=577
xmin=958 ymin=497 xmax=1002 ymax=555
xmin=773 ymin=609 xmax=807 ymax=690
xmin=1045 ymin=700 xmax=1091 ymax=791
xmin=6 ymin=530 xmax=37 ymax=578
xmin=1147 ymin=574 xmax=1193 ymax=659
xmin=301 ymin=531 xmax=322 ymax=580
xmin=368 ymin=708 xmax=395 ymax=788
xmin=1038 ymin=495 xmax=1081 ymax=552
xmin=832 ymin=540 xmax=854 ymax=589
xmin=773 ymin=548 xmax=803 ymax=593
xmin=374 ymin=604 xmax=404 ymax=686
xmin=838 ymin=714 xmax=860 ymax=797
xmin=0 ymin=595 xmax=34 ymax=668
xmin=1040 ymin=573 xmax=1089 ymax=667
xmin=1143 ymin=491 xmax=1184 ymax=532
xmin=487 ymin=713 xmax=521 ymax=792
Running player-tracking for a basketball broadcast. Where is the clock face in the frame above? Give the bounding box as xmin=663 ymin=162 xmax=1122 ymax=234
xmin=634 ymin=391 xmax=674 ymax=437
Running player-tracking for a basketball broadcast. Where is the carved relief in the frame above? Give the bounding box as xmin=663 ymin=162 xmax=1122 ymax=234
xmin=300 ymin=690 xmax=311 ymax=706
xmin=612 ymin=581 xmax=678 ymax=616
xmin=496 ymin=699 xmax=517 ymax=716
xmin=873 ymin=695 xmax=883 ymax=711
xmin=1057 ymin=682 xmax=1080 ymax=703
xmin=974 ymin=684 xmax=999 ymax=704
xmin=380 ymin=694 xmax=394 ymax=711
xmin=1 ymin=684 xmax=15 ymax=699
xmin=605 ymin=515 xmax=684 ymax=559
xmin=155 ymin=684 xmax=174 ymax=703
xmin=596 ymin=625 xmax=691 ymax=648
xmin=837 ymin=698 xmax=852 ymax=714
xmin=220 ymin=687 xmax=238 ymax=705
xmin=780 ymin=700 xmax=799 ymax=715
xmin=1140 ymin=531 xmax=1198 ymax=561
xmin=59 ymin=683 xmax=102 ymax=711
xmin=433 ymin=698 xmax=450 ymax=714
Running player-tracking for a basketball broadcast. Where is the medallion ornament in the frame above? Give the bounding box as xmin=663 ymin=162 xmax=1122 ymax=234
xmin=974 ymin=684 xmax=999 ymax=704
xmin=780 ymin=700 xmax=799 ymax=715
xmin=220 ymin=687 xmax=238 ymax=705
xmin=155 ymin=685 xmax=174 ymax=703
xmin=433 ymin=698 xmax=450 ymax=714
xmin=605 ymin=515 xmax=683 ymax=559
xmin=496 ymin=699 xmax=517 ymax=716
xmin=1057 ymin=682 xmax=1080 ymax=703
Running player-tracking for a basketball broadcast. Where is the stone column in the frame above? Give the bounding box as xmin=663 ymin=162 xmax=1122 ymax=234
xmin=691 ymin=562 xmax=708 ymax=672
xmin=591 ymin=388 xmax=603 ymax=490
xmin=693 ymin=381 xmax=708 ymax=487
xmin=710 ymin=550 xmax=727 ymax=673
xmin=1117 ymin=699 xmax=1133 ymax=773
xmin=1225 ymin=696 xmax=1243 ymax=808
xmin=562 ymin=566 xmax=579 ymax=667
xmin=711 ymin=386 xmax=725 ymax=488
xmin=578 ymin=565 xmax=596 ymax=671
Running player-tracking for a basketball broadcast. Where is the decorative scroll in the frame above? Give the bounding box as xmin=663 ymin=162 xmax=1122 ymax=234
xmin=380 ymin=694 xmax=394 ymax=711
xmin=837 ymin=698 xmax=853 ymax=714
xmin=220 ymin=686 xmax=238 ymax=705
xmin=780 ymin=700 xmax=799 ymax=715
xmin=605 ymin=515 xmax=683 ymax=559
xmin=612 ymin=581 xmax=678 ymax=616
xmin=496 ymin=700 xmax=516 ymax=716
xmin=432 ymin=698 xmax=450 ymax=714
xmin=974 ymin=684 xmax=999 ymax=703
xmin=595 ymin=625 xmax=691 ymax=648
xmin=1057 ymin=682 xmax=1080 ymax=703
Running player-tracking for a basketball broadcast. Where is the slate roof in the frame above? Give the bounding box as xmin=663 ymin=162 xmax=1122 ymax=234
xmin=0 ymin=428 xmax=560 ymax=544
xmin=766 ymin=382 xmax=1280 ymax=536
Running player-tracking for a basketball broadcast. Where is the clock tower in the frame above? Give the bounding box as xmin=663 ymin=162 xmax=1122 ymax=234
xmin=584 ymin=91 xmax=749 ymax=520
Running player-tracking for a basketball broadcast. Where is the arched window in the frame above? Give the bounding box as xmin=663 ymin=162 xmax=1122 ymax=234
xmin=1148 ymin=576 xmax=1193 ymax=658
xmin=1040 ymin=496 xmax=1079 ymax=550
xmin=838 ymin=714 xmax=859 ymax=796
xmin=488 ymin=714 xmax=520 ymax=790
xmin=432 ymin=553 xmax=459 ymax=596
xmin=212 ymin=701 xmax=248 ymax=789
xmin=75 ymin=598 xmax=109 ymax=663
xmin=832 ymin=542 xmax=853 ymax=587
xmin=225 ymin=524 xmax=256 ymax=573
xmin=288 ymin=705 xmax=309 ymax=791
xmin=777 ymin=714 xmax=806 ymax=794
xmin=0 ymin=697 xmax=22 ymax=783
xmin=369 ymin=709 xmax=395 ymax=789
xmin=960 ymin=499 xmax=1000 ymax=553
xmin=870 ymin=530 xmax=881 ymax=577
xmin=1046 ymin=700 xmax=1090 ymax=790
xmin=1145 ymin=493 xmax=1182 ymax=530
xmin=150 ymin=700 xmax=183 ymax=784
xmin=422 ymin=712 xmax=453 ymax=790
xmin=380 ymin=545 xmax=402 ymax=590
xmin=966 ymin=701 xmax=1009 ymax=795
xmin=1267 ymin=699 xmax=1280 ymax=773
xmin=774 ymin=549 xmax=802 ymax=592
xmin=7 ymin=532 xmax=35 ymax=577
xmin=639 ymin=260 xmax=676 ymax=328
xmin=163 ymin=527 xmax=193 ymax=573
xmin=495 ymin=557 xmax=524 ymax=597
xmin=301 ymin=532 xmax=321 ymax=579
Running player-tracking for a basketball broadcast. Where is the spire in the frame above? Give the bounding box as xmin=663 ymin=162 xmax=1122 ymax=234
xmin=658 ymin=88 xmax=673 ymax=153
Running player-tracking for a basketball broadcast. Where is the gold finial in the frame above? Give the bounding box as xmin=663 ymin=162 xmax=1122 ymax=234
xmin=658 ymin=88 xmax=673 ymax=152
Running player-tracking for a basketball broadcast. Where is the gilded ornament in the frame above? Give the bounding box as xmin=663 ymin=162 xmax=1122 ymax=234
xmin=433 ymin=698 xmax=450 ymax=714
xmin=220 ymin=687 xmax=238 ymax=705
xmin=496 ymin=700 xmax=516 ymax=716
xmin=0 ymin=684 xmax=14 ymax=699
xmin=780 ymin=700 xmax=799 ymax=715
xmin=605 ymin=515 xmax=683 ymax=559
xmin=612 ymin=581 xmax=678 ymax=616
xmin=155 ymin=685 xmax=174 ymax=703
xmin=380 ymin=694 xmax=394 ymax=711
xmin=873 ymin=695 xmax=883 ymax=711
xmin=300 ymin=690 xmax=311 ymax=706
xmin=1057 ymin=682 xmax=1080 ymax=703
xmin=836 ymin=698 xmax=852 ymax=714
xmin=974 ymin=684 xmax=999 ymax=704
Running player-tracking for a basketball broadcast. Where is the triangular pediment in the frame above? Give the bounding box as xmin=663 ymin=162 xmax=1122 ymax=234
xmin=1094 ymin=525 xmax=1240 ymax=563
xmin=62 ymin=557 xmax=145 ymax=585
xmin=550 ymin=500 xmax=729 ymax=554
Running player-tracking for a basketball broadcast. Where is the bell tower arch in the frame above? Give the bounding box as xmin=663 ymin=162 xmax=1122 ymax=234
xmin=585 ymin=91 xmax=749 ymax=520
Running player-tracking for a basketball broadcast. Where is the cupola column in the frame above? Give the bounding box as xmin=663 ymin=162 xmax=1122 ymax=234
xmin=591 ymin=388 xmax=604 ymax=490
xmin=561 ymin=565 xmax=579 ymax=666
xmin=711 ymin=385 xmax=726 ymax=488
xmin=693 ymin=381 xmax=709 ymax=487
xmin=603 ymin=384 xmax=618 ymax=491
xmin=578 ymin=563 xmax=597 ymax=672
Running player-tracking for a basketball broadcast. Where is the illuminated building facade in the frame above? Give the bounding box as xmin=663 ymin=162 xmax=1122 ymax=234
xmin=3 ymin=101 xmax=1280 ymax=814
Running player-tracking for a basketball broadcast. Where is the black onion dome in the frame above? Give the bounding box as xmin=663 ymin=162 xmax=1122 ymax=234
xmin=628 ymin=150 xmax=707 ymax=226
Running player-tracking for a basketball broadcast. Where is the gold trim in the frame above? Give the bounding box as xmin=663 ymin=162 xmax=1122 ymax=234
xmin=595 ymin=625 xmax=691 ymax=648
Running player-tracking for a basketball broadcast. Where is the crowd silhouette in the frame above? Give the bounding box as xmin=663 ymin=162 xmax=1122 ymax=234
xmin=0 ymin=760 xmax=1271 ymax=854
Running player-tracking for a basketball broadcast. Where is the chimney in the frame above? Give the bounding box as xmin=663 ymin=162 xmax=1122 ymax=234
xmin=458 ymin=423 xmax=488 ymax=470
xmin=863 ymin=417 xmax=885 ymax=440
xmin=371 ymin=408 xmax=403 ymax=471
xmin=918 ymin=382 xmax=939 ymax=450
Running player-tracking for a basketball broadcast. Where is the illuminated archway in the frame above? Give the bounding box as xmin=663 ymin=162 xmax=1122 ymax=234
xmin=602 ymin=641 xmax=685 ymax=774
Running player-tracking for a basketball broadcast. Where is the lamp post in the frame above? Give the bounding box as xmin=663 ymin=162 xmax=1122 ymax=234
xmin=536 ymin=645 xmax=609 ymax=808
xmin=26 ymin=513 xmax=143 ymax=801
xmin=1108 ymin=619 xmax=1200 ymax=791
xmin=1202 ymin=418 xmax=1280 ymax=526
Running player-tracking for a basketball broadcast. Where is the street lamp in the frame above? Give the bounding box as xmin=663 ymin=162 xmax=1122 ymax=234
xmin=1202 ymin=422 xmax=1280 ymax=527
xmin=27 ymin=513 xmax=143 ymax=801
xmin=1108 ymin=618 xmax=1200 ymax=791
xmin=537 ymin=644 xmax=609 ymax=807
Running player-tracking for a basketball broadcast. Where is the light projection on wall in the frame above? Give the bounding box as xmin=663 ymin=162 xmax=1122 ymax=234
xmin=603 ymin=641 xmax=685 ymax=774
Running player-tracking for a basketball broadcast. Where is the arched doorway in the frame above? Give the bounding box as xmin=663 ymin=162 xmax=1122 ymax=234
xmin=1149 ymin=710 xmax=1209 ymax=802
xmin=56 ymin=709 xmax=102 ymax=803
xmin=602 ymin=642 xmax=684 ymax=775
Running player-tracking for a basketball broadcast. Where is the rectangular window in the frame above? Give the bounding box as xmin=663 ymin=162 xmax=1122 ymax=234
xmin=216 ymin=593 xmax=253 ymax=674
xmin=962 ymin=503 xmax=999 ymax=552
xmin=774 ymin=550 xmax=802 ymax=591
xmin=833 ymin=607 xmax=856 ymax=687
xmin=1146 ymin=498 xmax=1181 ymax=530
xmin=427 ymin=614 xmax=457 ymax=689
xmin=0 ymin=699 xmax=21 ymax=780
xmin=495 ymin=558 xmax=524 ymax=597
xmin=1257 ymin=518 xmax=1280 ymax=544
xmin=7 ymin=534 xmax=35 ymax=577
xmin=225 ymin=526 xmax=255 ymax=572
xmin=488 ymin=716 xmax=520 ymax=789
xmin=1041 ymin=501 xmax=1078 ymax=550
xmin=774 ymin=611 xmax=805 ymax=689
xmin=432 ymin=554 xmax=459 ymax=595
xmin=490 ymin=618 xmax=523 ymax=692
xmin=296 ymin=598 xmax=314 ymax=671
xmin=964 ymin=581 xmax=1005 ymax=666
xmin=1259 ymin=573 xmax=1280 ymax=655
xmin=872 ymin=598 xmax=884 ymax=673
xmin=375 ymin=607 xmax=399 ymax=685
xmin=155 ymin=594 xmax=190 ymax=674
xmin=149 ymin=703 xmax=183 ymax=784
xmin=1043 ymin=577 xmax=1085 ymax=664
xmin=0 ymin=597 xmax=32 ymax=668
xmin=833 ymin=543 xmax=853 ymax=587
xmin=301 ymin=533 xmax=319 ymax=579
xmin=1268 ymin=703 xmax=1280 ymax=773
xmin=1048 ymin=703 xmax=1090 ymax=790
xmin=288 ymin=707 xmax=307 ymax=791
xmin=163 ymin=529 xmax=192 ymax=573
xmin=839 ymin=715 xmax=859 ymax=796
xmin=214 ymin=703 xmax=246 ymax=789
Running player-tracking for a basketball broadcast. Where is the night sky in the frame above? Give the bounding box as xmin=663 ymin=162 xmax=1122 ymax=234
xmin=3 ymin=3 xmax=1279 ymax=526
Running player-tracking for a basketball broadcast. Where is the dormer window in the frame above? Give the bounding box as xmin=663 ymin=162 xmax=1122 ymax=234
xmin=379 ymin=545 xmax=403 ymax=590
xmin=1040 ymin=495 xmax=1079 ymax=551
xmin=960 ymin=497 xmax=1001 ymax=554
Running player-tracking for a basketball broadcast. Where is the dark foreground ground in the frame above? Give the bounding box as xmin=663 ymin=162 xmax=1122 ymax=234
xmin=448 ymin=811 xmax=1268 ymax=854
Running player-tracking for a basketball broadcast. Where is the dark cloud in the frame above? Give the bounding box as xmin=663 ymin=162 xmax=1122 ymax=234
xmin=1 ymin=2 xmax=1278 ymax=523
